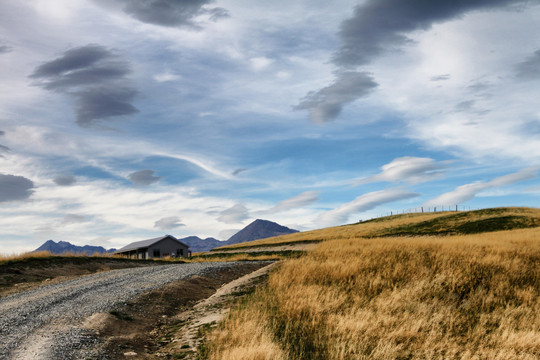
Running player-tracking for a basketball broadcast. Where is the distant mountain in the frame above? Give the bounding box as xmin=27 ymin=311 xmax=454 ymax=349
xmin=226 ymin=219 xmax=298 ymax=245
xmin=34 ymin=240 xmax=116 ymax=255
xmin=179 ymin=219 xmax=298 ymax=253
xmin=179 ymin=236 xmax=223 ymax=253
xmin=34 ymin=220 xmax=297 ymax=255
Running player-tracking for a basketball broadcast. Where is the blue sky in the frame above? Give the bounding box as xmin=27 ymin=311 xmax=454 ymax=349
xmin=1 ymin=0 xmax=539 ymax=253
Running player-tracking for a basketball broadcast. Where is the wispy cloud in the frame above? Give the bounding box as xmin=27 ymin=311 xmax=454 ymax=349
xmin=61 ymin=214 xmax=87 ymax=225
xmin=317 ymin=188 xmax=419 ymax=227
xmin=424 ymin=167 xmax=539 ymax=207
xmin=217 ymin=203 xmax=249 ymax=224
xmin=153 ymin=152 xmax=234 ymax=180
xmin=355 ymin=157 xmax=447 ymax=185
xmin=258 ymin=191 xmax=319 ymax=215
xmin=430 ymin=74 xmax=450 ymax=81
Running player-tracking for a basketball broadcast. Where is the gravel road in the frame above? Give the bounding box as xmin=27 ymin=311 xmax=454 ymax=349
xmin=0 ymin=262 xmax=249 ymax=360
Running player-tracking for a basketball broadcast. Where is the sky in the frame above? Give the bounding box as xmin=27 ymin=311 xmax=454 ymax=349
xmin=1 ymin=0 xmax=540 ymax=253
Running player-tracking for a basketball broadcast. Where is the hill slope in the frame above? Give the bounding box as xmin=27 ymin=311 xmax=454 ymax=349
xmin=202 ymin=207 xmax=540 ymax=359
xmin=216 ymin=207 xmax=540 ymax=250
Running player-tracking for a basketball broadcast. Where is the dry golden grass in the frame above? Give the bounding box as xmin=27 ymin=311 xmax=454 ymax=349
xmin=203 ymin=226 xmax=540 ymax=359
xmin=0 ymin=250 xmax=54 ymax=262
xmin=0 ymin=250 xmax=114 ymax=263
xmin=216 ymin=207 xmax=540 ymax=250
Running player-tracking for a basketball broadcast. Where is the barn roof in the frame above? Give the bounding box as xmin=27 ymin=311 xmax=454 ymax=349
xmin=115 ymin=235 xmax=188 ymax=253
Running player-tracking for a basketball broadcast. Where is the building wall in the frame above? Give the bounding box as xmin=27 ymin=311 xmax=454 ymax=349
xmin=147 ymin=237 xmax=189 ymax=258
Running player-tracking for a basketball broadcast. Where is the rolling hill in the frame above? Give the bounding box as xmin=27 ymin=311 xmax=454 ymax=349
xmin=202 ymin=207 xmax=540 ymax=359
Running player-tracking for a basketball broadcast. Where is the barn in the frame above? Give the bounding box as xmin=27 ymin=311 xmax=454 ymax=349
xmin=115 ymin=235 xmax=191 ymax=259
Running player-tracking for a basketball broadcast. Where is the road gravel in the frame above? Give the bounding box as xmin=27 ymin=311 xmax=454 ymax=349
xmin=0 ymin=261 xmax=249 ymax=360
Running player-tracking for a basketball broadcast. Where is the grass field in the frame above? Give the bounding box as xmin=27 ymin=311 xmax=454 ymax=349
xmin=202 ymin=208 xmax=540 ymax=359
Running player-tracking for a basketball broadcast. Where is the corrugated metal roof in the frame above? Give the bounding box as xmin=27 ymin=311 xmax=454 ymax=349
xmin=115 ymin=235 xmax=188 ymax=253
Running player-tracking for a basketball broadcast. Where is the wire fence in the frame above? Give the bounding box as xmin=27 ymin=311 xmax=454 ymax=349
xmin=369 ymin=205 xmax=475 ymax=221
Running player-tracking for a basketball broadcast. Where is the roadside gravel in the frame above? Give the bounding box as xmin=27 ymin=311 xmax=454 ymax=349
xmin=0 ymin=261 xmax=252 ymax=360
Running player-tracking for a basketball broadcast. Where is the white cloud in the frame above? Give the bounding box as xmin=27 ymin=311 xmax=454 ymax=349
xmin=250 ymin=56 xmax=274 ymax=71
xmin=217 ymin=203 xmax=249 ymax=224
xmin=276 ymin=71 xmax=291 ymax=80
xmin=153 ymin=71 xmax=181 ymax=82
xmin=257 ymin=191 xmax=319 ymax=215
xmin=370 ymin=6 xmax=540 ymax=163
xmin=154 ymin=216 xmax=185 ymax=230
xmin=355 ymin=157 xmax=446 ymax=185
xmin=317 ymin=188 xmax=419 ymax=227
xmin=424 ymin=167 xmax=539 ymax=207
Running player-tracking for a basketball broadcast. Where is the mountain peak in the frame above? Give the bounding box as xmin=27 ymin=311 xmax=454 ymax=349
xmin=226 ymin=219 xmax=298 ymax=245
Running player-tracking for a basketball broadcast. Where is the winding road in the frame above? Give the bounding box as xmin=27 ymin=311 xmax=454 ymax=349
xmin=0 ymin=262 xmax=246 ymax=360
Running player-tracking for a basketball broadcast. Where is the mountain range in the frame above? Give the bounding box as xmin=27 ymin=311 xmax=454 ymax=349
xmin=181 ymin=219 xmax=298 ymax=252
xmin=34 ymin=240 xmax=116 ymax=255
xmin=33 ymin=219 xmax=298 ymax=254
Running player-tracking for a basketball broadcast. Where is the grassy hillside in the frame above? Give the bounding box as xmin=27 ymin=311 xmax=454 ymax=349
xmin=201 ymin=207 xmax=540 ymax=359
xmin=214 ymin=207 xmax=540 ymax=250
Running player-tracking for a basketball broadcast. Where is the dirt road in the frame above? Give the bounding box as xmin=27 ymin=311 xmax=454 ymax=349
xmin=0 ymin=262 xmax=257 ymax=360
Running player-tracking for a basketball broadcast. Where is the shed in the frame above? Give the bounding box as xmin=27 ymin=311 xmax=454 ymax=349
xmin=115 ymin=235 xmax=191 ymax=259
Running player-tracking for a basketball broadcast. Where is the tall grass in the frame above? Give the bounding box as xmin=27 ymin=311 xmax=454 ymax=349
xmin=0 ymin=251 xmax=121 ymax=265
xmin=0 ymin=250 xmax=54 ymax=262
xmin=203 ymin=228 xmax=540 ymax=359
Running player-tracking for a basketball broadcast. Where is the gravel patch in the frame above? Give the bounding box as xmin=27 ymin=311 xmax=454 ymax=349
xmin=0 ymin=262 xmax=250 ymax=360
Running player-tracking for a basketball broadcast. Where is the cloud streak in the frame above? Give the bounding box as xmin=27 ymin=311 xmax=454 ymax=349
xmin=258 ymin=191 xmax=319 ymax=215
xmin=29 ymin=44 xmax=138 ymax=127
xmin=424 ymin=167 xmax=539 ymax=206
xmin=318 ymin=188 xmax=419 ymax=227
xmin=153 ymin=152 xmax=234 ymax=180
xmin=356 ymin=157 xmax=446 ymax=185
xmin=61 ymin=214 xmax=87 ymax=225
